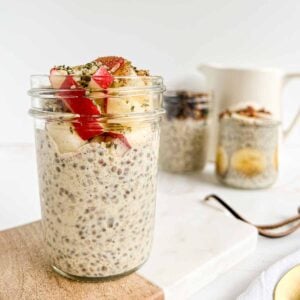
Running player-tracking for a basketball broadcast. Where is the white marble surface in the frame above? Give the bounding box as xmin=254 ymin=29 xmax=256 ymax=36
xmin=0 ymin=128 xmax=299 ymax=299
xmin=139 ymin=179 xmax=257 ymax=299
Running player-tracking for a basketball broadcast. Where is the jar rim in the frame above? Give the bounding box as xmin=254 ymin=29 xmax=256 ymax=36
xmin=28 ymin=108 xmax=165 ymax=121
xmin=164 ymin=90 xmax=211 ymax=104
xmin=28 ymin=74 xmax=165 ymax=120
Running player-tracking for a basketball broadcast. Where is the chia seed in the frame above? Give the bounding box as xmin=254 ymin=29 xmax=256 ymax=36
xmin=35 ymin=126 xmax=159 ymax=278
xmin=160 ymin=118 xmax=209 ymax=172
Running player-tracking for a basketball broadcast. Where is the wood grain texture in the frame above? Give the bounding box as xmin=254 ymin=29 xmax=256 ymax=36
xmin=0 ymin=221 xmax=164 ymax=300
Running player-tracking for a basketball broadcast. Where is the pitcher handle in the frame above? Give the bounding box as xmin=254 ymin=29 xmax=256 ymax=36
xmin=282 ymin=73 xmax=300 ymax=140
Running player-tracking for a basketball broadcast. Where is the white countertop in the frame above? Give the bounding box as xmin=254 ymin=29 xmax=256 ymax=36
xmin=0 ymin=130 xmax=299 ymax=299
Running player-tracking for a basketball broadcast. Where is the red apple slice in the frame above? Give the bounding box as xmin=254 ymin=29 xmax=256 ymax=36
xmin=71 ymin=117 xmax=103 ymax=140
xmin=89 ymin=67 xmax=113 ymax=114
xmin=90 ymin=67 xmax=114 ymax=89
xmin=59 ymin=76 xmax=100 ymax=115
xmin=50 ymin=68 xmax=68 ymax=89
xmin=96 ymin=56 xmax=125 ymax=73
xmin=51 ymin=74 xmax=103 ymax=140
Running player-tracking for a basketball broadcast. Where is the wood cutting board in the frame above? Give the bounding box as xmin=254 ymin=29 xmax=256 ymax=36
xmin=0 ymin=221 xmax=164 ymax=300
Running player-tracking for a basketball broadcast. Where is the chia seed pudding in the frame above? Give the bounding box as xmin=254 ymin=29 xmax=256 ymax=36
xmin=216 ymin=106 xmax=279 ymax=189
xmin=159 ymin=91 xmax=210 ymax=172
xmin=29 ymin=56 xmax=164 ymax=280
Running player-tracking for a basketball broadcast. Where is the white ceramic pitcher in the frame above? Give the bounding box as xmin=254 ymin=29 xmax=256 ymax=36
xmin=198 ymin=64 xmax=300 ymax=160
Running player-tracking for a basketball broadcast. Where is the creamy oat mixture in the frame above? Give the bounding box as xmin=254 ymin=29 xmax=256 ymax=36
xmin=31 ymin=56 xmax=162 ymax=278
xmin=36 ymin=124 xmax=159 ymax=278
xmin=159 ymin=91 xmax=209 ymax=173
xmin=216 ymin=106 xmax=279 ymax=189
xmin=160 ymin=118 xmax=208 ymax=172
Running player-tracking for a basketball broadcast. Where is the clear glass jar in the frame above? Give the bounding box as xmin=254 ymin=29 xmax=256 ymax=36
xmin=28 ymin=75 xmax=164 ymax=280
xmin=159 ymin=91 xmax=210 ymax=172
xmin=216 ymin=116 xmax=279 ymax=189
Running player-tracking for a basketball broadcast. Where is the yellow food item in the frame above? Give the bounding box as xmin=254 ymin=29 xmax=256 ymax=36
xmin=231 ymin=148 xmax=266 ymax=177
xmin=274 ymin=264 xmax=300 ymax=300
xmin=47 ymin=122 xmax=86 ymax=153
xmin=125 ymin=124 xmax=153 ymax=147
xmin=106 ymin=94 xmax=153 ymax=115
xmin=216 ymin=146 xmax=228 ymax=176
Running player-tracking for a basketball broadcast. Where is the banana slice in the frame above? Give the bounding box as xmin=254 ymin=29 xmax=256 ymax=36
xmin=124 ymin=124 xmax=152 ymax=147
xmin=216 ymin=146 xmax=228 ymax=176
xmin=110 ymin=63 xmax=151 ymax=111
xmin=107 ymin=66 xmax=152 ymax=114
xmin=89 ymin=85 xmax=153 ymax=115
xmin=47 ymin=122 xmax=86 ymax=153
xmin=50 ymin=68 xmax=68 ymax=89
xmin=106 ymin=94 xmax=153 ymax=115
xmin=231 ymin=148 xmax=266 ymax=177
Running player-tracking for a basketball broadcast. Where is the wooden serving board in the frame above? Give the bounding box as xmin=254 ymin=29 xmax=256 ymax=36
xmin=0 ymin=221 xmax=164 ymax=300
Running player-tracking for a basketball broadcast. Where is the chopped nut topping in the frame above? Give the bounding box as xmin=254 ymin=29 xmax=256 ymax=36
xmin=219 ymin=106 xmax=272 ymax=119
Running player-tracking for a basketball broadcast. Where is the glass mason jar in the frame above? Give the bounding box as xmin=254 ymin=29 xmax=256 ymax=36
xmin=28 ymin=75 xmax=164 ymax=280
xmin=216 ymin=116 xmax=279 ymax=189
xmin=159 ymin=91 xmax=210 ymax=173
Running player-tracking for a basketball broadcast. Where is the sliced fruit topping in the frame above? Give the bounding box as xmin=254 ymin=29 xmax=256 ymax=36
xmin=124 ymin=124 xmax=152 ymax=147
xmin=49 ymin=56 xmax=151 ymax=144
xmin=60 ymin=75 xmax=100 ymax=115
xmin=72 ymin=117 xmax=103 ymax=141
xmin=106 ymin=95 xmax=152 ymax=114
xmin=96 ymin=56 xmax=125 ymax=73
xmin=103 ymin=96 xmax=108 ymax=114
xmin=231 ymin=148 xmax=266 ymax=177
xmin=216 ymin=146 xmax=228 ymax=176
xmin=110 ymin=61 xmax=147 ymax=88
xmin=88 ymin=63 xmax=115 ymax=114
xmin=47 ymin=122 xmax=86 ymax=153
xmin=113 ymin=60 xmax=136 ymax=76
xmin=50 ymin=68 xmax=69 ymax=89
xmin=88 ymin=91 xmax=108 ymax=114
xmin=51 ymin=74 xmax=103 ymax=140
xmin=90 ymin=67 xmax=114 ymax=89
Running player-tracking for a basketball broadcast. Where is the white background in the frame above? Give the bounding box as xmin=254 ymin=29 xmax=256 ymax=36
xmin=0 ymin=0 xmax=300 ymax=143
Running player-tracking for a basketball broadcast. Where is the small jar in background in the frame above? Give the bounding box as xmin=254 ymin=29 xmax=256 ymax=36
xmin=159 ymin=91 xmax=210 ymax=173
xmin=215 ymin=106 xmax=279 ymax=189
